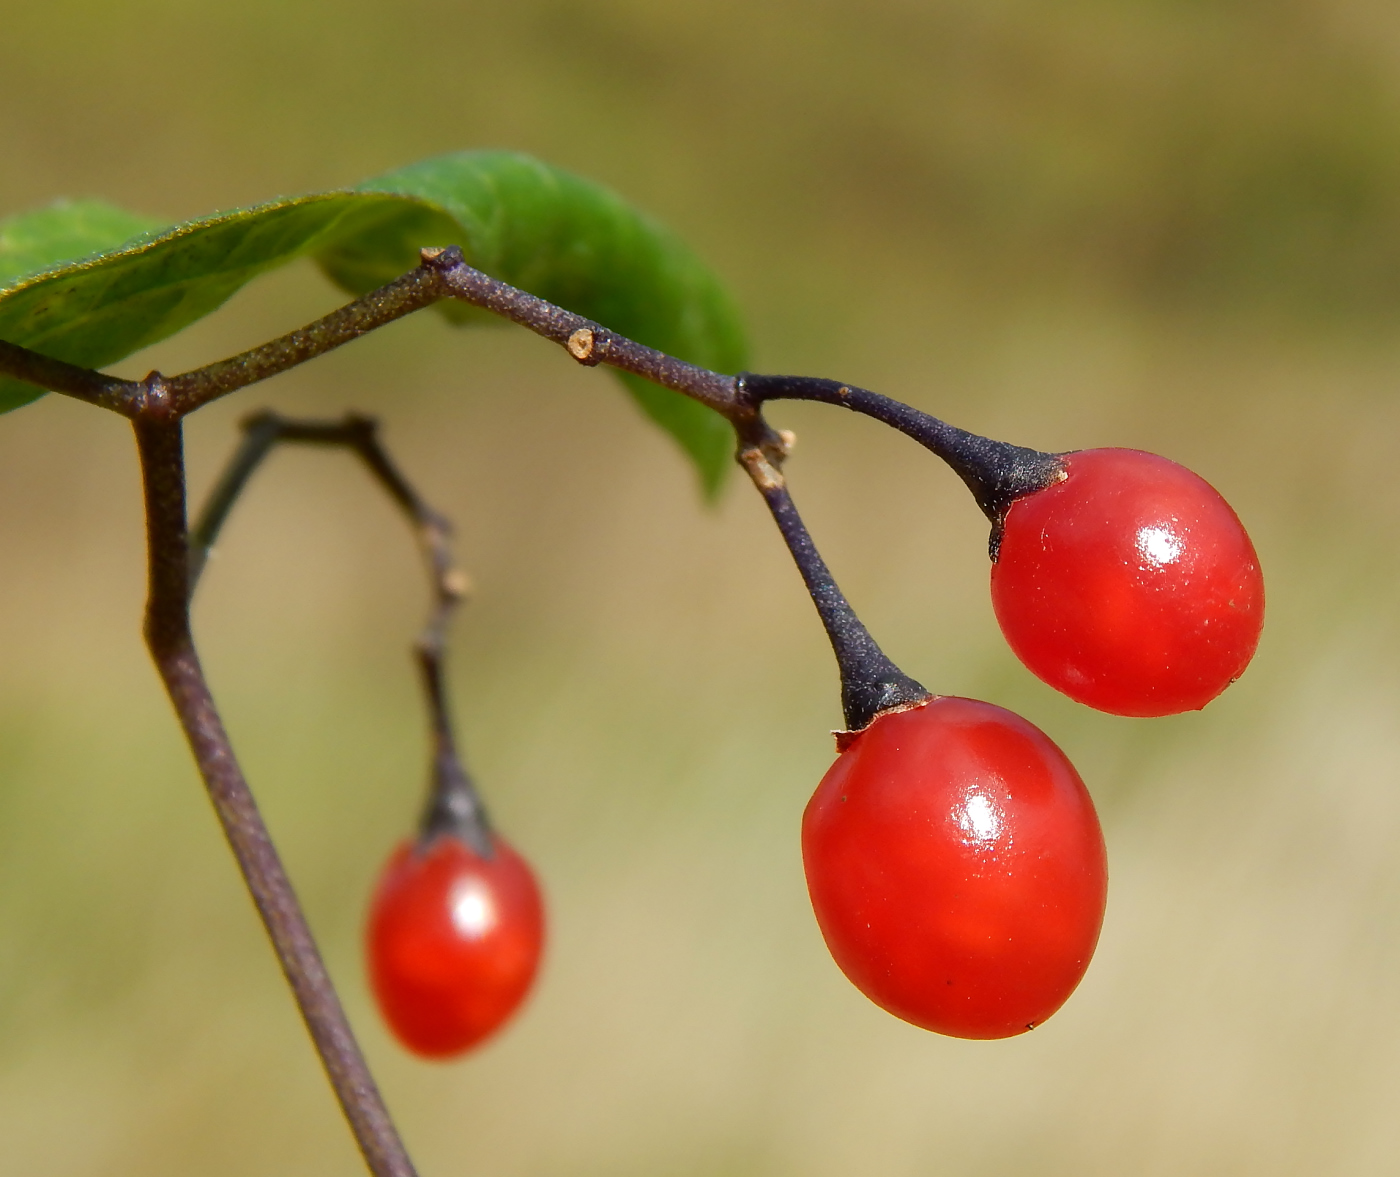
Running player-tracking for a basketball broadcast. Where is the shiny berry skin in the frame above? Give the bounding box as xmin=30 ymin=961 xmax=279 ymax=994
xmin=367 ymin=832 xmax=544 ymax=1058
xmin=991 ymin=447 xmax=1264 ymax=717
xmin=803 ymin=697 xmax=1106 ymax=1039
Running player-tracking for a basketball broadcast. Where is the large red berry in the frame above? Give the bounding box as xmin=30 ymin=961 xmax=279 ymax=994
xmin=367 ymin=832 xmax=544 ymax=1058
xmin=803 ymin=697 xmax=1106 ymax=1039
xmin=990 ymin=447 xmax=1264 ymax=717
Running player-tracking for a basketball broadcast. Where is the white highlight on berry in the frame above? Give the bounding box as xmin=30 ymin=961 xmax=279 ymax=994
xmin=1137 ymin=525 xmax=1184 ymax=566
xmin=957 ymin=792 xmax=1003 ymax=844
xmin=450 ymin=879 xmax=497 ymax=939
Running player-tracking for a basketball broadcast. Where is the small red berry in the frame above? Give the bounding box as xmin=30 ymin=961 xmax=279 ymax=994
xmin=803 ymin=697 xmax=1106 ymax=1039
xmin=367 ymin=832 xmax=544 ymax=1058
xmin=990 ymin=447 xmax=1264 ymax=717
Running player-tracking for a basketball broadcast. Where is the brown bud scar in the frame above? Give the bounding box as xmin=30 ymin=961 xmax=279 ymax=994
xmin=739 ymin=447 xmax=785 ymax=491
xmin=566 ymin=328 xmax=596 ymax=361
xmin=778 ymin=429 xmax=797 ymax=453
xmin=419 ymin=246 xmax=447 ymax=262
xmin=443 ymin=569 xmax=472 ymax=598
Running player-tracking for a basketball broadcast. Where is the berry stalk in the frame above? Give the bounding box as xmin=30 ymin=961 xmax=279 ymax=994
xmin=192 ymin=410 xmax=538 ymax=1059
xmin=738 ymin=373 xmax=1064 ymax=556
xmin=189 ymin=410 xmax=493 ymax=854
xmin=736 ymin=438 xmax=930 ymax=734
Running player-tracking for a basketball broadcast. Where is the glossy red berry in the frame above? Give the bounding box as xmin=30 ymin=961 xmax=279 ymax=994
xmin=990 ymin=447 xmax=1264 ymax=717
xmin=367 ymin=832 xmax=544 ymax=1058
xmin=803 ymin=696 xmax=1106 ymax=1039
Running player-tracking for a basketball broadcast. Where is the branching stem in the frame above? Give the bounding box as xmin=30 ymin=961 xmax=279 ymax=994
xmin=0 ymin=249 xmax=1061 ymax=532
xmin=0 ymin=246 xmax=1069 ymax=1174
xmin=134 ymin=395 xmax=418 ymax=1177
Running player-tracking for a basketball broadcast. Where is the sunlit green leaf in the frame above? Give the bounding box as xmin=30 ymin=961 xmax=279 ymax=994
xmin=0 ymin=193 xmax=422 ymax=415
xmin=0 ymin=200 xmax=165 ymax=288
xmin=0 ymin=153 xmax=748 ymax=495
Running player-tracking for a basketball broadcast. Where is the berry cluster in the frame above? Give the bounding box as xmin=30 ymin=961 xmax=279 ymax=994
xmin=195 ymin=395 xmax=1263 ymax=1059
xmin=358 ymin=402 xmax=1260 ymax=1051
xmin=0 ymin=181 xmax=1266 ymax=1176
xmin=737 ymin=375 xmax=1263 ymax=1038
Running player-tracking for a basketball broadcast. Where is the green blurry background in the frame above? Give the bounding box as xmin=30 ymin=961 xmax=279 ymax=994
xmin=3 ymin=1 xmax=1400 ymax=1174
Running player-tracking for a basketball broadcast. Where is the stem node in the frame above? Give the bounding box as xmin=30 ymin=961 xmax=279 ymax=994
xmin=737 ymin=445 xmax=786 ymax=491
xmin=567 ymin=327 xmax=599 ymax=363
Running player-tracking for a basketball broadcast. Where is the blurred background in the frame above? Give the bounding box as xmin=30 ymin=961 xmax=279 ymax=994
xmin=3 ymin=1 xmax=1400 ymax=1174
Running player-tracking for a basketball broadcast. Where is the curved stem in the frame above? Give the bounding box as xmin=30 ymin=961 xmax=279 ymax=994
xmin=187 ymin=412 xmax=285 ymax=587
xmin=736 ymin=439 xmax=930 ymax=734
xmin=135 ymin=405 xmax=418 ymax=1177
xmin=737 ymin=374 xmax=1063 ymax=554
xmin=164 ymin=268 xmax=445 ymax=416
xmin=190 ymin=410 xmax=492 ymax=854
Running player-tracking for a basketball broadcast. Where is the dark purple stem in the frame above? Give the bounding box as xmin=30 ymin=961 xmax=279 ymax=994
xmin=736 ymin=440 xmax=930 ymax=733
xmin=737 ymin=374 xmax=1063 ymax=556
xmin=1 ymin=252 xmax=1058 ymax=540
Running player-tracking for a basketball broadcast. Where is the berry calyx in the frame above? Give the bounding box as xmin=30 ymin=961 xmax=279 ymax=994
xmin=367 ymin=831 xmax=544 ymax=1059
xmin=802 ymin=696 xmax=1107 ymax=1039
xmin=991 ymin=447 xmax=1264 ymax=717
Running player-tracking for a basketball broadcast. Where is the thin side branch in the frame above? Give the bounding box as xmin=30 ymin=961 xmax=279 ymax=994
xmin=135 ymin=398 xmax=419 ymax=1177
xmin=0 ymin=266 xmax=445 ymax=419
xmin=187 ymin=412 xmax=285 ymax=587
xmin=423 ymin=247 xmax=744 ymax=420
xmin=190 ymin=409 xmax=491 ymax=853
xmin=164 ymin=266 xmax=446 ymax=415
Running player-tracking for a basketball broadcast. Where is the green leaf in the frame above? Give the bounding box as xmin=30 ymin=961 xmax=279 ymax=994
xmin=0 ymin=192 xmax=436 ymax=415
xmin=0 ymin=152 xmax=748 ymax=496
xmin=0 ymin=200 xmax=165 ymax=288
xmin=328 ymin=153 xmax=748 ymax=495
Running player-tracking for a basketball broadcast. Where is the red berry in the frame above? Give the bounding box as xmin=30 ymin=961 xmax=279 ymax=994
xmin=803 ymin=697 xmax=1106 ymax=1039
xmin=990 ymin=447 xmax=1264 ymax=717
xmin=367 ymin=833 xmax=544 ymax=1058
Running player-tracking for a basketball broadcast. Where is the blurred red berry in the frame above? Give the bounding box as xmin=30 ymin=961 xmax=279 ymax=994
xmin=367 ymin=833 xmax=543 ymax=1058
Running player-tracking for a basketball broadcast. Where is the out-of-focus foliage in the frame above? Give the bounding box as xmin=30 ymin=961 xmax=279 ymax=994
xmin=12 ymin=1 xmax=1400 ymax=327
